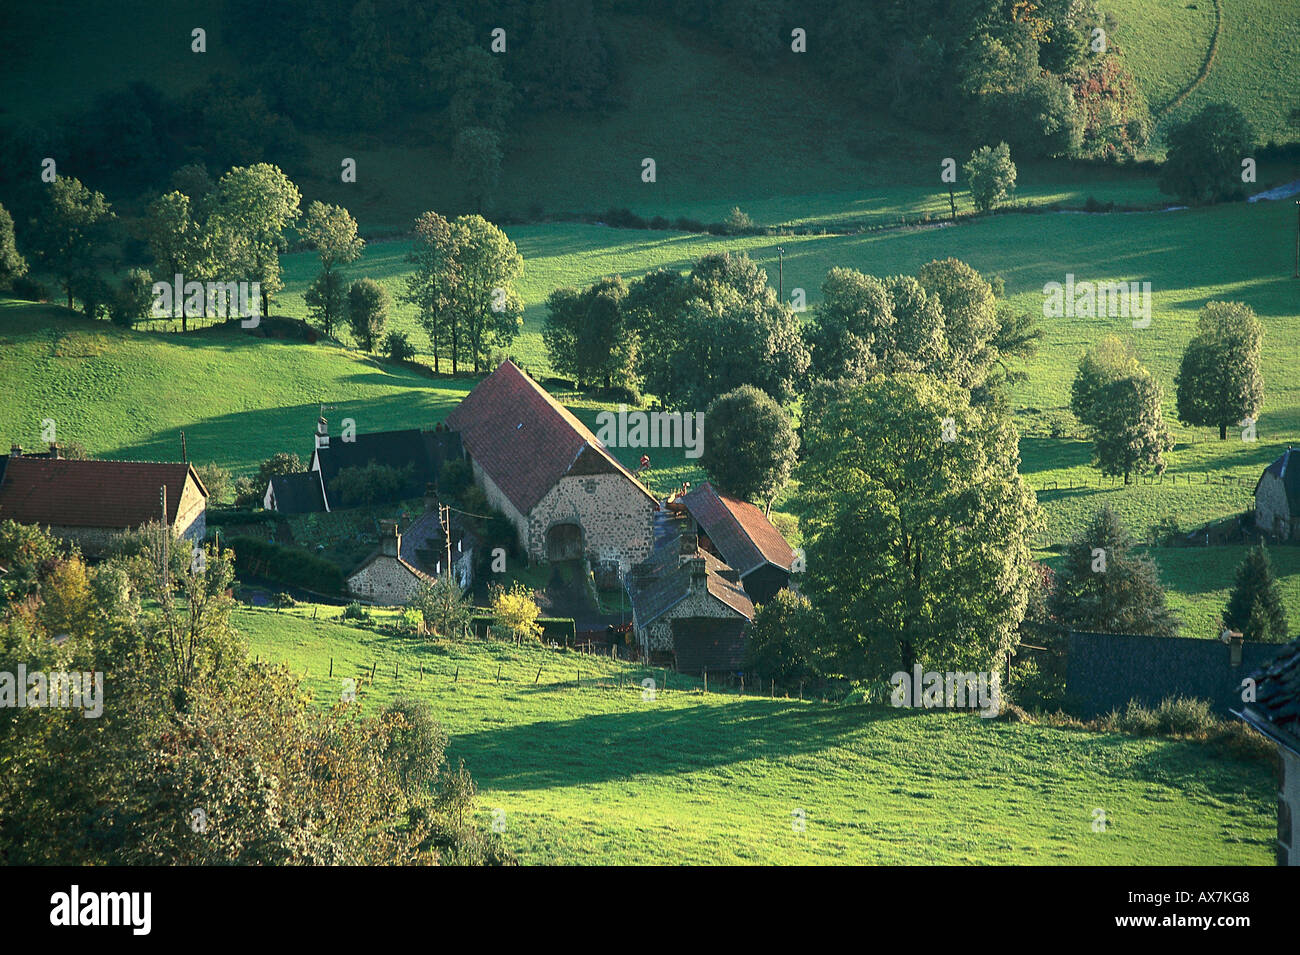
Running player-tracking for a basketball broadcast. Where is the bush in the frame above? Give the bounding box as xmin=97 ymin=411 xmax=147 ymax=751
xmin=228 ymin=536 xmax=345 ymax=595
xmin=724 ymin=207 xmax=755 ymax=233
xmin=109 ymin=268 xmax=153 ymax=327
xmin=11 ymin=276 xmax=51 ymax=302
xmin=437 ymin=459 xmax=472 ymax=501
xmin=328 ymin=461 xmax=415 ymax=508
xmin=384 ymin=330 xmax=416 ymax=361
xmin=1101 ymin=697 xmax=1218 ymax=737
xmin=343 ymin=601 xmax=370 ymax=621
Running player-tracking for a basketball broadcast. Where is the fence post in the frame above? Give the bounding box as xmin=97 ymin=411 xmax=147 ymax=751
xmin=535 ymin=665 xmax=543 ymax=684
xmin=329 ymin=657 xmax=333 ymax=678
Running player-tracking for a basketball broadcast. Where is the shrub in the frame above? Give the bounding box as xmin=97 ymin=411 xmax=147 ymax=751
xmin=109 ymin=268 xmax=153 ymax=327
xmin=228 ymin=536 xmax=345 ymax=595
xmin=328 ymin=461 xmax=415 ymax=508
xmin=342 ymin=601 xmax=370 ymax=621
xmin=384 ymin=329 xmax=416 ymax=361
xmin=1101 ymin=697 xmax=1218 ymax=738
xmin=398 ymin=606 xmax=423 ymax=632
xmin=437 ymin=459 xmax=472 ymax=501
xmin=724 ymin=207 xmax=755 ymax=233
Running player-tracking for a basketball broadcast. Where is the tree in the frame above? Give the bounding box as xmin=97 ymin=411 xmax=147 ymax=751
xmin=28 ymin=177 xmax=113 ymax=309
xmin=1047 ymin=506 xmax=1180 ymax=637
xmin=1175 ymin=301 xmax=1264 ymax=440
xmin=800 ymin=374 xmax=1042 ymax=680
xmin=450 ymin=215 xmax=523 ymax=373
xmin=1223 ymin=544 xmax=1288 ymax=642
xmin=347 ymin=277 xmax=390 ymax=352
xmin=542 ymin=276 xmax=638 ymax=390
xmin=453 ymin=127 xmax=503 ymax=213
xmin=206 ymin=163 xmax=301 ymax=318
xmin=746 ymin=589 xmax=825 ymax=689
xmin=301 ymin=201 xmax=364 ymax=337
xmin=808 ymin=267 xmax=895 ymax=382
xmin=108 ymin=268 xmax=153 ymax=327
xmin=143 ymin=191 xmax=201 ymax=329
xmin=1070 ymin=334 xmax=1140 ymax=427
xmin=701 ymin=385 xmax=799 ymax=513
xmin=257 ymin=452 xmax=303 ymax=486
xmin=403 ymin=211 xmax=461 ymax=373
xmin=964 ymin=142 xmax=1017 ymax=212
xmin=411 ymin=575 xmax=473 ymax=638
xmin=0 ymin=202 xmax=28 ymax=290
xmin=489 ymin=582 xmax=541 ymax=644
xmin=1159 ymin=103 xmax=1254 ymax=204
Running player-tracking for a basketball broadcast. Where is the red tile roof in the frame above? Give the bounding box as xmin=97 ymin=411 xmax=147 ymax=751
xmin=445 ymin=360 xmax=655 ymax=515
xmin=0 ymin=457 xmax=203 ymax=529
xmin=681 ymin=482 xmax=795 ymax=577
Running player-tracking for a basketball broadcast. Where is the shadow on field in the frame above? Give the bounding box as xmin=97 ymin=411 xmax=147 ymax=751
xmin=449 ymin=701 xmax=917 ymax=791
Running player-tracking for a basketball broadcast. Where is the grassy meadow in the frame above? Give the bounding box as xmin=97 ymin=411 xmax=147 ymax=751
xmin=238 ymin=603 xmax=1276 ymax=865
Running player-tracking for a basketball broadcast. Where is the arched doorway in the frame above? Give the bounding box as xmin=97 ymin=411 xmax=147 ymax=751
xmin=546 ymin=522 xmax=584 ymax=562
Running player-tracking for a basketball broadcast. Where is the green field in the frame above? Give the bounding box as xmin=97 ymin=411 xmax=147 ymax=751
xmin=237 ymin=603 xmax=1274 ymax=865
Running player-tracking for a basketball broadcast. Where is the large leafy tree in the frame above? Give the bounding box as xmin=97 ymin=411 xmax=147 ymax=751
xmin=1159 ymin=103 xmax=1255 ymax=204
xmin=403 ymin=211 xmax=461 ymax=373
xmin=1175 ymin=301 xmax=1264 ymax=440
xmin=450 ymin=215 xmax=523 ymax=373
xmin=800 ymin=374 xmax=1041 ymax=680
xmin=206 ymin=163 xmax=301 ymax=318
xmin=542 ymin=277 xmax=637 ymax=390
xmin=1223 ymin=544 xmax=1289 ymax=643
xmin=700 ymin=385 xmax=800 ymax=513
xmin=301 ymin=201 xmax=364 ymax=338
xmin=746 ymin=589 xmax=826 ymax=689
xmin=28 ymin=177 xmax=114 ymax=309
xmin=143 ymin=191 xmax=202 ymax=328
xmin=1046 ymin=505 xmax=1180 ymax=637
xmin=964 ymin=142 xmax=1017 ymax=211
xmin=1072 ymin=336 xmax=1173 ymax=482
xmin=453 ymin=127 xmax=504 ymax=213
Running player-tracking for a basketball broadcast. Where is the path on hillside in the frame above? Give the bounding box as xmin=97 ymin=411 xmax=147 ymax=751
xmin=1155 ymin=0 xmax=1223 ymax=121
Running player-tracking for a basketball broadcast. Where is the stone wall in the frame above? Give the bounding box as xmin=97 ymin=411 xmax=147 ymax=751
xmin=470 ymin=459 xmax=529 ymax=555
xmin=528 ymin=473 xmax=653 ymax=570
xmin=347 ymin=556 xmax=428 ymax=605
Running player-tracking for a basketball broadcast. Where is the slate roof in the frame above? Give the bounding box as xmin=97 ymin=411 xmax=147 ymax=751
xmin=1239 ymin=637 xmax=1300 ymax=757
xmin=672 ymin=617 xmax=749 ymax=673
xmin=0 ymin=457 xmax=204 ymax=529
xmin=444 ymin=360 xmax=655 ymax=515
xmin=400 ymin=508 xmax=477 ymax=575
xmin=268 ymin=471 xmax=326 ymax=514
xmin=627 ymin=549 xmax=754 ymax=629
xmin=680 ymin=481 xmax=795 ymax=578
xmin=312 ymin=427 xmax=462 ymax=507
xmin=1256 ymin=447 xmax=1300 ymax=511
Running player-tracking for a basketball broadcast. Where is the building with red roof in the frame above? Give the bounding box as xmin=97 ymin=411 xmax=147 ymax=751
xmin=0 ymin=446 xmax=207 ymax=553
xmin=445 ymin=360 xmax=656 ymax=569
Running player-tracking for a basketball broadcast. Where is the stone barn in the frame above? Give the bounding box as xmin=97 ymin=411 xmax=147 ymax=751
xmin=445 ymin=360 xmax=656 ymax=570
xmin=1256 ymin=447 xmax=1299 ymax=541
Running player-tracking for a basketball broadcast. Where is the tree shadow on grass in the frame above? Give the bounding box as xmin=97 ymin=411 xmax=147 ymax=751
xmin=447 ymin=701 xmax=916 ymax=792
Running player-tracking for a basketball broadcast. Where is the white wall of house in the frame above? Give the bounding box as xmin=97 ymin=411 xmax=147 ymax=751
xmin=1257 ymin=475 xmax=1296 ymax=539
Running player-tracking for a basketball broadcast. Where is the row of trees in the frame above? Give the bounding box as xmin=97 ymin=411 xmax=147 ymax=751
xmin=1069 ymin=301 xmax=1264 ymax=482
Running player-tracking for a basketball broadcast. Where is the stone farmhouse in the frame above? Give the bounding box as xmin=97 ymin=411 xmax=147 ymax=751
xmin=1238 ymin=635 xmax=1300 ymax=866
xmin=346 ymin=509 xmax=477 ymax=604
xmin=446 ymin=360 xmax=657 ymax=571
xmin=0 ymin=446 xmax=207 ymax=554
xmin=679 ymin=481 xmax=797 ymax=605
xmin=1256 ymin=446 xmax=1299 ymax=541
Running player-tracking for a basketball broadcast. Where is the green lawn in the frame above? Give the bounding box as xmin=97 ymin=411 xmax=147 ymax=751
xmin=239 ymin=603 xmax=1275 ymax=865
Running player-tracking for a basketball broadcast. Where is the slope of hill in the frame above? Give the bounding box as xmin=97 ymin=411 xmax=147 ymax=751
xmin=239 ymin=604 xmax=1275 ymax=865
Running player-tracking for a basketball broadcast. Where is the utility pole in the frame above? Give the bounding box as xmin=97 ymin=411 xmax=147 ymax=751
xmin=440 ymin=503 xmax=452 ymax=581
xmin=1294 ymin=200 xmax=1299 ymax=278
xmin=776 ymin=246 xmax=785 ymax=302
xmin=159 ymin=486 xmax=169 ymax=594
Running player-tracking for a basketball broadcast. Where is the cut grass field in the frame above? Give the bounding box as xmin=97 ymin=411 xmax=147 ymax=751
xmin=238 ymin=603 xmax=1275 ymax=865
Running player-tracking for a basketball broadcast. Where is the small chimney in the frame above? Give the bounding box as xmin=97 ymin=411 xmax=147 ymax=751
xmin=315 ymin=417 xmax=330 ymax=450
xmin=687 ymin=556 xmax=708 ymax=595
xmin=379 ymin=520 xmax=400 ymax=558
xmin=1223 ymin=628 xmax=1244 ymax=666
xmin=9 ymin=444 xmax=20 ymax=457
xmin=48 ymin=442 xmax=60 ymax=460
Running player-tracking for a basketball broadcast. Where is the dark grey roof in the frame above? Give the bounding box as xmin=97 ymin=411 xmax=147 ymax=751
xmin=628 ymin=549 xmax=754 ymax=628
xmin=313 ymin=427 xmax=463 ymax=508
xmin=1239 ymin=637 xmax=1300 ymax=757
xmin=268 ymin=471 xmax=326 ymax=514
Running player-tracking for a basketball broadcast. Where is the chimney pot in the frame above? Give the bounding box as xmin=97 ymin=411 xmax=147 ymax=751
xmin=49 ymin=442 xmax=60 ymax=459
xmin=9 ymin=444 xmax=20 ymax=457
